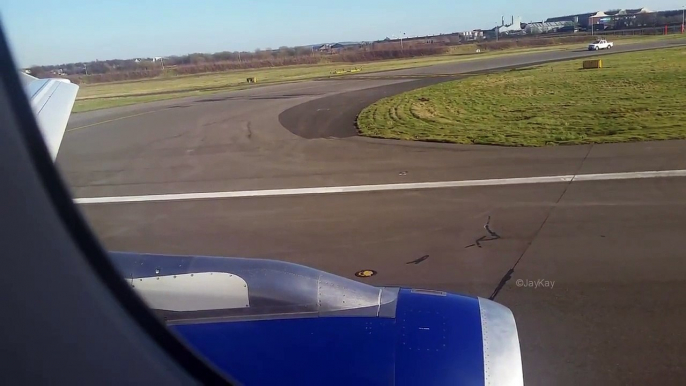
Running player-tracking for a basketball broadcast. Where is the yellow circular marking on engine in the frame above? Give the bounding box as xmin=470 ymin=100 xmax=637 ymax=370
xmin=355 ymin=270 xmax=377 ymax=278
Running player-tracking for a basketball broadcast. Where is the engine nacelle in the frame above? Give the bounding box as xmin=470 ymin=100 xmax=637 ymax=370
xmin=112 ymin=252 xmax=523 ymax=386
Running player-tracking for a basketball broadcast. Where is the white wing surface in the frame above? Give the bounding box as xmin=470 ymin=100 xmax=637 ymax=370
xmin=20 ymin=72 xmax=78 ymax=159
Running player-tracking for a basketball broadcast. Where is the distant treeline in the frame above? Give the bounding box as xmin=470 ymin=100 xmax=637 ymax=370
xmin=32 ymin=46 xmax=449 ymax=84
xmin=29 ymin=46 xmax=318 ymax=78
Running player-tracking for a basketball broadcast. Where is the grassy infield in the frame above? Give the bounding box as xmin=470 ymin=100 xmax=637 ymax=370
xmin=77 ymin=34 xmax=686 ymax=147
xmin=75 ymin=46 xmax=575 ymax=112
xmin=74 ymin=34 xmax=677 ymax=113
xmin=358 ymin=44 xmax=686 ymax=146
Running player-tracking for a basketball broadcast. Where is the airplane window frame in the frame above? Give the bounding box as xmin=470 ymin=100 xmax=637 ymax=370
xmin=0 ymin=24 xmax=235 ymax=385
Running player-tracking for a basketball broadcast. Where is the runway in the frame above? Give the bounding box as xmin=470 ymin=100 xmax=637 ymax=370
xmin=61 ymin=39 xmax=686 ymax=385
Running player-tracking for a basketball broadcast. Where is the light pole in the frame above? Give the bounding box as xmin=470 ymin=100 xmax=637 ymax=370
xmin=495 ymin=24 xmax=499 ymax=41
xmin=392 ymin=33 xmax=406 ymax=50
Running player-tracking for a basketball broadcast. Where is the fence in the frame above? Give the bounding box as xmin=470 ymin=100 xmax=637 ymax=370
xmin=595 ymin=25 xmax=684 ymax=36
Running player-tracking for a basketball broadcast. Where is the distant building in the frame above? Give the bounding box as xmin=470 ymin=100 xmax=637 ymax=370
xmin=546 ymin=8 xmax=653 ymax=28
xmin=524 ymin=21 xmax=574 ymax=34
xmin=459 ymin=30 xmax=484 ymax=41
xmin=546 ymin=13 xmax=593 ymax=27
xmin=558 ymin=25 xmax=579 ymax=33
xmin=331 ymin=42 xmax=366 ymax=51
xmin=313 ymin=44 xmax=331 ymax=52
xmin=309 ymin=42 xmax=369 ymax=54
xmin=493 ymin=16 xmax=524 ymax=36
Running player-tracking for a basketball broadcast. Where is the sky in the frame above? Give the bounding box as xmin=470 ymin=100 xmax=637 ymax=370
xmin=1 ymin=0 xmax=684 ymax=66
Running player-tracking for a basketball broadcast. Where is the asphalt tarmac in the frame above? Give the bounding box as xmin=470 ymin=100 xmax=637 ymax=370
xmin=61 ymin=39 xmax=686 ymax=385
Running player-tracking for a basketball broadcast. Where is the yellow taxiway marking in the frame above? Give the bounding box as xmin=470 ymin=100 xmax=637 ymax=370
xmin=67 ymin=109 xmax=166 ymax=132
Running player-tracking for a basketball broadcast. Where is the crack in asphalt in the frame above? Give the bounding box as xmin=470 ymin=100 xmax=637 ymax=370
xmin=465 ymin=216 xmax=501 ymax=249
xmin=244 ymin=121 xmax=253 ymax=140
xmin=488 ymin=144 xmax=596 ymax=301
xmin=406 ymin=255 xmax=430 ymax=265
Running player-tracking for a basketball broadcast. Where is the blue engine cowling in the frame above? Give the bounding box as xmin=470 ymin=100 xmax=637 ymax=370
xmin=111 ymin=252 xmax=523 ymax=386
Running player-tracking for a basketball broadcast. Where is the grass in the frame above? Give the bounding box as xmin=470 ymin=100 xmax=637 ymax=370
xmin=357 ymin=45 xmax=686 ymax=146
xmin=73 ymin=34 xmax=684 ymax=113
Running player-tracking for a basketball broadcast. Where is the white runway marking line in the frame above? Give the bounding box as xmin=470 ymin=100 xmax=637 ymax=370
xmin=73 ymin=169 xmax=686 ymax=205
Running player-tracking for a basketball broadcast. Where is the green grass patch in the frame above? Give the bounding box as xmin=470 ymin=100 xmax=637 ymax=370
xmin=74 ymin=35 xmax=684 ymax=113
xmin=72 ymin=92 xmax=203 ymax=113
xmin=357 ymin=45 xmax=686 ymax=146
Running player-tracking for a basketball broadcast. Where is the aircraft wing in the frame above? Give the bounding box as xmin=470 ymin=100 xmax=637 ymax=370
xmin=20 ymin=72 xmax=79 ymax=160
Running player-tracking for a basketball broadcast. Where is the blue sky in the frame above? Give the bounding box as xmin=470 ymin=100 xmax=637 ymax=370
xmin=1 ymin=0 xmax=684 ymax=66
